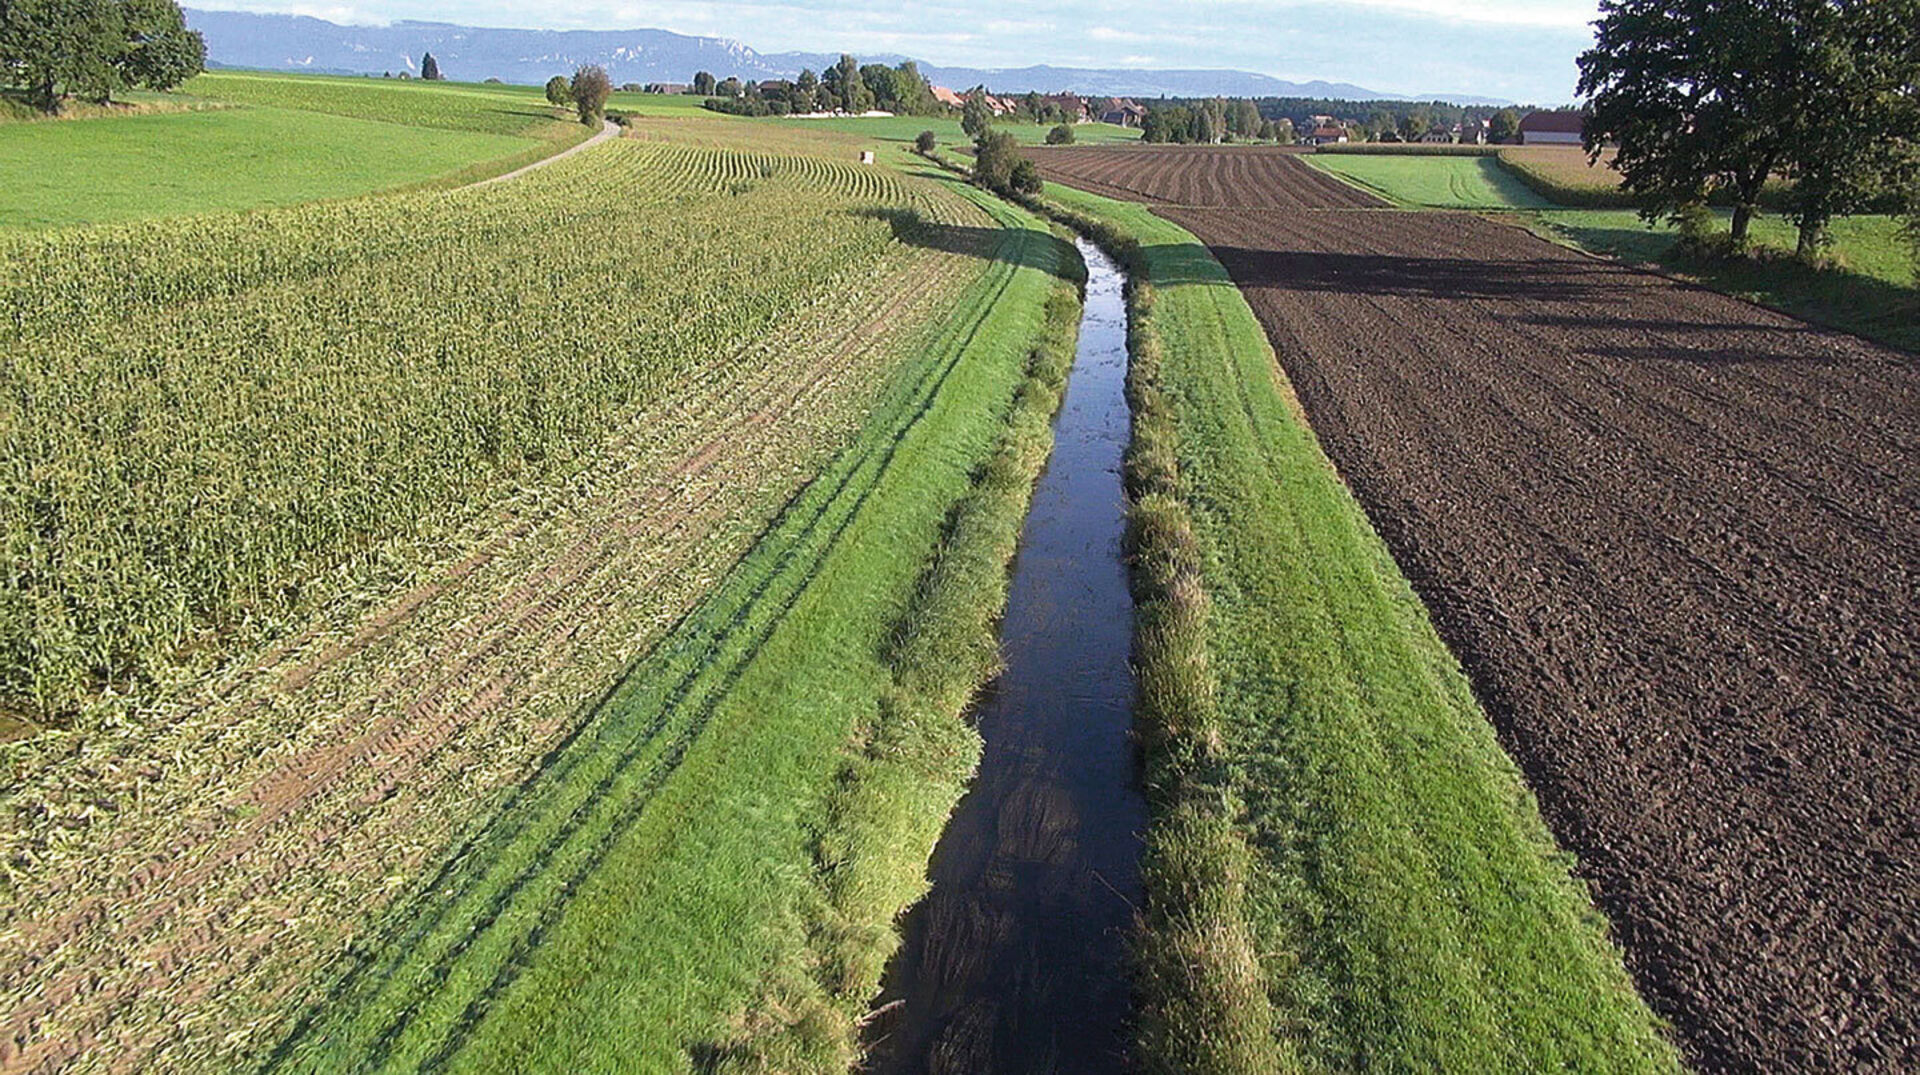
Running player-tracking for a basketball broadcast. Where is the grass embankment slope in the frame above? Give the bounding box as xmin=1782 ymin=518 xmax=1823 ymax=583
xmin=1041 ymin=182 xmax=1677 ymax=1072
xmin=263 ymin=181 xmax=1081 ymax=1075
xmin=1309 ymin=145 xmax=1917 ymax=353
xmin=0 ymin=72 xmax=586 ymax=229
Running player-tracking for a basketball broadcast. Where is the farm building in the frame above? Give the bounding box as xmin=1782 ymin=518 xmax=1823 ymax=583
xmin=1041 ymin=93 xmax=1093 ymax=122
xmin=1309 ymin=125 xmax=1350 ymax=145
xmin=1100 ymin=99 xmax=1148 ymax=127
xmin=1420 ymin=126 xmax=1454 ymax=144
xmin=931 ymin=85 xmax=965 ymax=109
xmin=643 ymin=83 xmax=687 ymax=94
xmin=1519 ymin=110 xmax=1584 ymax=145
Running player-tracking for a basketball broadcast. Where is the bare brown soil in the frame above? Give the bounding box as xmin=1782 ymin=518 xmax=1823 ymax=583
xmin=1039 ymin=147 xmax=1920 ymax=1073
xmin=1032 ymin=144 xmax=1383 ymax=210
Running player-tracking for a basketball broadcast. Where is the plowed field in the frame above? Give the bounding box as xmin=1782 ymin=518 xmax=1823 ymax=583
xmin=1038 ymin=147 xmax=1920 ymax=1073
xmin=1032 ymin=144 xmax=1382 ymax=210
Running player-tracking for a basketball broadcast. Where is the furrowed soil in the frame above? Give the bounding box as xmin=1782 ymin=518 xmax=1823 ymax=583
xmin=1032 ymin=144 xmax=1380 ymax=210
xmin=1037 ymin=147 xmax=1920 ymax=1072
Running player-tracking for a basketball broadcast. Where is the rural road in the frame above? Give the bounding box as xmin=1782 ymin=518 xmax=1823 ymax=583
xmin=473 ymin=117 xmax=623 ymax=187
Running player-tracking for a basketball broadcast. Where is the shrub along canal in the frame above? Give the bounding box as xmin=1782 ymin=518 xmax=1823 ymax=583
xmin=865 ymin=238 xmax=1147 ymax=1072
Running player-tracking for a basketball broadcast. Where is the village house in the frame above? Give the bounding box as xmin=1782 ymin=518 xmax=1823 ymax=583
xmin=931 ymin=85 xmax=966 ymax=109
xmin=1420 ymin=125 xmax=1455 ymax=144
xmin=1309 ymin=124 xmax=1350 ymax=146
xmin=1518 ymin=110 xmax=1584 ymax=145
xmin=644 ymin=83 xmax=687 ymax=94
xmin=1041 ymin=93 xmax=1092 ymax=123
xmin=1099 ymin=98 xmax=1148 ymax=127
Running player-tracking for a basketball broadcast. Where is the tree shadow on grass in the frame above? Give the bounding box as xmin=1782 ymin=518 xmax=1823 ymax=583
xmin=1556 ymin=220 xmax=1920 ymax=356
xmin=856 ymin=206 xmax=1081 ymax=281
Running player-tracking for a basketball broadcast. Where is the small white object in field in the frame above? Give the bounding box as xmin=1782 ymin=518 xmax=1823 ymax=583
xmin=860 ymin=151 xmax=876 ymax=164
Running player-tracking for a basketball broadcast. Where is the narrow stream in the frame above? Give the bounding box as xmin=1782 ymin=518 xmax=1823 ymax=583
xmin=864 ymin=239 xmax=1146 ymax=1073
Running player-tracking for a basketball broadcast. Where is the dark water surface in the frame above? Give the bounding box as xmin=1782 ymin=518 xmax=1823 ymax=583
xmin=864 ymin=239 xmax=1146 ymax=1074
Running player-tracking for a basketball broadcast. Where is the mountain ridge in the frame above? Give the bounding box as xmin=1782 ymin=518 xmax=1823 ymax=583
xmin=184 ymin=10 xmax=1516 ymax=106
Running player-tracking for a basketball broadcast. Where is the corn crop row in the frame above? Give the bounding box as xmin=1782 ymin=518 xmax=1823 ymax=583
xmin=1 ymin=140 xmax=935 ymax=721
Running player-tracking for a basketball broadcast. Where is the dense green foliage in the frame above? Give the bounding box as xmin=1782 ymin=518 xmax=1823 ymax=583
xmin=1041 ymin=181 xmax=1678 ymax=1073
xmin=570 ymin=63 xmax=610 ymax=122
xmin=1045 ymin=121 xmax=1074 ymax=145
xmin=543 ymin=74 xmax=569 ymax=107
xmin=0 ymin=142 xmax=922 ymax=720
xmin=1580 ymin=0 xmax=1920 ymax=248
xmin=0 ymin=0 xmax=202 ymax=112
xmin=419 ymin=51 xmax=441 ymax=81
xmin=972 ymin=129 xmax=1041 ymax=195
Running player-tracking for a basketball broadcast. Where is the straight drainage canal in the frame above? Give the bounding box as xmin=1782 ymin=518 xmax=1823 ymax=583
xmin=864 ymin=238 xmax=1147 ymax=1073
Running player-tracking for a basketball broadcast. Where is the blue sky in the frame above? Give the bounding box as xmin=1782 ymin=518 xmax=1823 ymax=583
xmin=218 ymin=0 xmax=1603 ymax=103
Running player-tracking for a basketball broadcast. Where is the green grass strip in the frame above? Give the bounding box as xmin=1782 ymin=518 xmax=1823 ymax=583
xmin=1039 ymin=183 xmax=1680 ymax=1074
xmin=264 ymin=181 xmax=1077 ymax=1075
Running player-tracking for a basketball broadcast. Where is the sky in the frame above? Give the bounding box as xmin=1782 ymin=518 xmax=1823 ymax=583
xmin=215 ymin=0 xmax=1605 ymax=103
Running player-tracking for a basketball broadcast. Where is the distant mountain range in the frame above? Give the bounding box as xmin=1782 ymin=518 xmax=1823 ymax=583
xmin=183 ymin=10 xmax=1515 ymax=107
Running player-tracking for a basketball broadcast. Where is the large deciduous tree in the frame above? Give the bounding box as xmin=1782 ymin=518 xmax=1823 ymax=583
xmin=0 ymin=0 xmax=203 ymax=112
xmin=1775 ymin=0 xmax=1920 ymax=257
xmin=1487 ymin=108 xmax=1521 ymax=145
xmin=1581 ymin=0 xmax=1920 ymax=249
xmin=570 ymin=63 xmax=610 ymax=124
xmin=544 ymin=74 xmax=570 ymax=107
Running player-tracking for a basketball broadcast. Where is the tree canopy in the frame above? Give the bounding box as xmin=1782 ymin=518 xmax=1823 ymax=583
xmin=1580 ymin=0 xmax=1920 ymax=249
xmin=570 ymin=64 xmax=611 ymax=124
xmin=0 ymin=0 xmax=204 ymax=112
xmin=544 ymin=74 xmax=571 ymax=107
xmin=419 ymin=51 xmax=441 ymax=81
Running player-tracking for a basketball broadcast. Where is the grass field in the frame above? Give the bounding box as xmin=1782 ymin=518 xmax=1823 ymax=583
xmin=1040 ymin=182 xmax=1678 ymax=1072
xmin=0 ymin=106 xmax=541 ymax=228
xmin=0 ymin=72 xmax=593 ymax=229
xmin=1309 ymin=151 xmax=1554 ymax=209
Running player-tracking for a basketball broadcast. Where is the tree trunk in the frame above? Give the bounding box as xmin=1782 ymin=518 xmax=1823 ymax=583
xmin=1796 ymin=218 xmax=1828 ymax=261
xmin=1731 ymin=203 xmax=1754 ymax=245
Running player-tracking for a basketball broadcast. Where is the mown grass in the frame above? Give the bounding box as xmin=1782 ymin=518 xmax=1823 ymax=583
xmin=264 ymin=182 xmax=1081 ymax=1074
xmin=0 ymin=72 xmax=602 ymax=230
xmin=0 ymin=106 xmax=539 ymax=228
xmin=1039 ymin=182 xmax=1679 ymax=1073
xmin=1308 ymin=151 xmax=1553 ymax=209
xmin=185 ymin=70 xmax=571 ymax=136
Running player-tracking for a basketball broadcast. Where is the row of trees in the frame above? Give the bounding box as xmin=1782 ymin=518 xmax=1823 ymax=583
xmin=1142 ymin=99 xmax=1294 ymax=145
xmin=0 ymin=0 xmax=204 ymax=113
xmin=1581 ymin=0 xmax=1920 ymax=256
xmin=698 ymin=56 xmax=942 ymax=117
xmin=542 ymin=65 xmax=610 ymax=124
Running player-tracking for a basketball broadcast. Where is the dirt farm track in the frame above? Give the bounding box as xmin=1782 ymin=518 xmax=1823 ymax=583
xmin=1036 ymin=146 xmax=1920 ymax=1072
